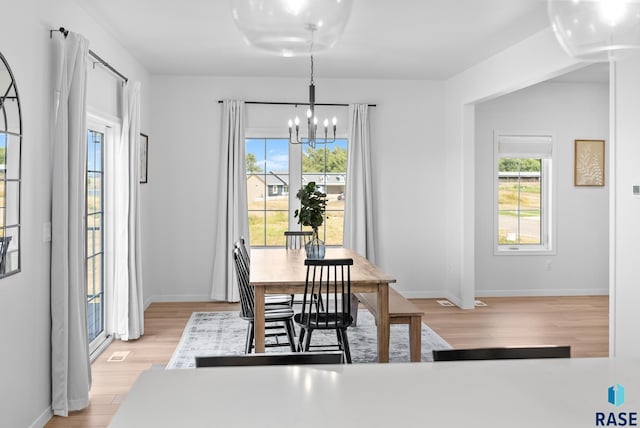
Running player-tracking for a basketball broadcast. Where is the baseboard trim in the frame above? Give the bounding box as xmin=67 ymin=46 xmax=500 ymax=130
xmin=145 ymin=294 xmax=225 ymax=306
xmin=30 ymin=406 xmax=52 ymax=428
xmin=392 ymin=289 xmax=449 ymax=299
xmin=475 ymin=289 xmax=609 ymax=297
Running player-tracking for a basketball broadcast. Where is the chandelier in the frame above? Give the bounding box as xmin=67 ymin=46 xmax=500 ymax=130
xmin=288 ymin=53 xmax=337 ymax=148
xmin=230 ymin=0 xmax=354 ymax=57
xmin=230 ymin=0 xmax=353 ymax=148
xmin=548 ymin=0 xmax=640 ymax=60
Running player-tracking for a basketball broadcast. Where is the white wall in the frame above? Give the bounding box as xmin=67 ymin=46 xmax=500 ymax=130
xmin=611 ymin=58 xmax=640 ymax=357
xmin=146 ymin=75 xmax=446 ymax=303
xmin=444 ymin=25 xmax=640 ymax=356
xmin=0 ymin=1 xmax=150 ymax=426
xmin=475 ymin=81 xmax=609 ymax=296
xmin=444 ymin=28 xmax=582 ymax=308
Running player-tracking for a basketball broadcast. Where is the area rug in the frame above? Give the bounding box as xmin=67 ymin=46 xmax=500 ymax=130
xmin=166 ymin=310 xmax=452 ymax=368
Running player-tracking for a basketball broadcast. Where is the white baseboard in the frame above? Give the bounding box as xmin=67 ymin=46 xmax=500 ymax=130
xmin=30 ymin=406 xmax=52 ymax=428
xmin=387 ymin=288 xmax=608 ymax=310
xmin=391 ymin=289 xmax=448 ymax=299
xmin=144 ymin=294 xmax=223 ymax=307
xmin=143 ymin=296 xmax=154 ymax=310
xmin=444 ymin=293 xmax=464 ymax=308
xmin=475 ymin=288 xmax=609 ymax=297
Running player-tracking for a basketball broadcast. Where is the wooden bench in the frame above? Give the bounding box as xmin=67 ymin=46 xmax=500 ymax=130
xmin=353 ymin=288 xmax=424 ymax=362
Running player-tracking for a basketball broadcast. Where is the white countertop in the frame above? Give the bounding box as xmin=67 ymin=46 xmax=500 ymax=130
xmin=109 ymin=357 xmax=640 ymax=428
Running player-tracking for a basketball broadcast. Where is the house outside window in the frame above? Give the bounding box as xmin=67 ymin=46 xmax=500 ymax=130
xmin=495 ymin=133 xmax=554 ymax=254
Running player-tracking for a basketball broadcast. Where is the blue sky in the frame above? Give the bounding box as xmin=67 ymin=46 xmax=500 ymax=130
xmin=246 ymin=138 xmax=347 ymax=172
xmin=87 ymin=130 xmax=102 ymax=172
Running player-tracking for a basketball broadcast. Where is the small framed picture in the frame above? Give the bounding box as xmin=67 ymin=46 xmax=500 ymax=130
xmin=140 ymin=133 xmax=149 ymax=183
xmin=574 ymin=139 xmax=605 ymax=186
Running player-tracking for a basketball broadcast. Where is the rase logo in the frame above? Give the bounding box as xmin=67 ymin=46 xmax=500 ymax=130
xmin=596 ymin=384 xmax=638 ymax=426
xmin=610 ymin=385 xmax=626 ymax=408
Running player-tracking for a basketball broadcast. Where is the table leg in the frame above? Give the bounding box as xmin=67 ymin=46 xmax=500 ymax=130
xmin=409 ymin=316 xmax=422 ymax=362
xmin=377 ymin=283 xmax=390 ymax=363
xmin=254 ymin=285 xmax=266 ymax=353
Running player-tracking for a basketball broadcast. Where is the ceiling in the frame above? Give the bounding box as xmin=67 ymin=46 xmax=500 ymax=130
xmin=75 ymin=0 xmax=552 ymax=80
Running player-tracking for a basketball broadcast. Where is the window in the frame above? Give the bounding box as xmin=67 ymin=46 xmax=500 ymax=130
xmin=246 ymin=138 xmax=289 ymax=246
xmin=246 ymin=138 xmax=347 ymax=247
xmin=87 ymin=124 xmax=107 ymax=352
xmin=301 ymin=140 xmax=347 ymax=246
xmin=495 ymin=134 xmax=553 ymax=253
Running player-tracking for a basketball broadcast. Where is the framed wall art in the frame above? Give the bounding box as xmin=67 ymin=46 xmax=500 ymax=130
xmin=574 ymin=139 xmax=605 ymax=187
xmin=140 ymin=133 xmax=149 ymax=183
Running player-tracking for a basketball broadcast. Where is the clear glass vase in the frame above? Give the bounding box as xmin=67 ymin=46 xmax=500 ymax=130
xmin=305 ymin=235 xmax=325 ymax=259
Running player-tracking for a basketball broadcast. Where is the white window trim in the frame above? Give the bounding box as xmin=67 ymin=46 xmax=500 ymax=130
xmin=493 ymin=132 xmax=556 ymax=256
xmin=87 ymin=109 xmax=121 ymax=355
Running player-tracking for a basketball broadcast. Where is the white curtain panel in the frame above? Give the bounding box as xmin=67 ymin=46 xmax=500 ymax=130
xmin=109 ymin=81 xmax=144 ymax=340
xmin=210 ymin=100 xmax=248 ymax=301
xmin=51 ymin=31 xmax=91 ymax=416
xmin=344 ymin=104 xmax=376 ymax=262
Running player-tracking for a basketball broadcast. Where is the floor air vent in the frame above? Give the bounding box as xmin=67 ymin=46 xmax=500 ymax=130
xmin=107 ymin=351 xmax=130 ymax=362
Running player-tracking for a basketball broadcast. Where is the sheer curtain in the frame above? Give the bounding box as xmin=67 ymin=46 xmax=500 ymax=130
xmin=109 ymin=81 xmax=144 ymax=340
xmin=344 ymin=103 xmax=376 ymax=262
xmin=51 ymin=31 xmax=91 ymax=416
xmin=210 ymin=100 xmax=248 ymax=301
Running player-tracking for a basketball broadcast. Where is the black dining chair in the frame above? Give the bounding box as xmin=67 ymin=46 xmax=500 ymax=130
xmin=283 ymin=231 xmax=317 ymax=305
xmin=432 ymin=345 xmax=571 ymax=362
xmin=236 ymin=238 xmax=293 ymax=307
xmin=295 ymin=258 xmax=355 ymax=363
xmin=284 ymin=230 xmax=313 ymax=250
xmin=195 ymin=351 xmax=344 ymax=367
xmin=233 ymin=247 xmax=297 ymax=353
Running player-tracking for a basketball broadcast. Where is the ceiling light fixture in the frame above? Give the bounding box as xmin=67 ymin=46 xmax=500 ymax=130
xmin=287 ymin=51 xmax=337 ymax=149
xmin=230 ymin=0 xmax=354 ymax=57
xmin=548 ymin=0 xmax=640 ymax=60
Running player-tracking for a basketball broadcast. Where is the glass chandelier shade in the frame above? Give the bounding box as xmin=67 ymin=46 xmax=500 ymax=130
xmin=548 ymin=0 xmax=640 ymax=61
xmin=230 ymin=0 xmax=354 ymax=56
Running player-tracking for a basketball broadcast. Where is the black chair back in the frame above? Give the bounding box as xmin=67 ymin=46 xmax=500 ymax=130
xmin=195 ymin=351 xmax=344 ymax=367
xmin=233 ymin=247 xmax=254 ymax=320
xmin=284 ymin=230 xmax=313 ymax=250
xmin=300 ymin=258 xmax=354 ymax=329
xmin=238 ymin=236 xmax=250 ymax=266
xmin=432 ymin=345 xmax=571 ymax=362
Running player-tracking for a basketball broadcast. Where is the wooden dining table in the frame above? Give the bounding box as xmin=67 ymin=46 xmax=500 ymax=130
xmin=249 ymin=248 xmax=396 ymax=362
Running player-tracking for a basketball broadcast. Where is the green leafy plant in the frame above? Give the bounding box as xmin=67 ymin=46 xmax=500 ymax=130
xmin=294 ymin=181 xmax=327 ymax=238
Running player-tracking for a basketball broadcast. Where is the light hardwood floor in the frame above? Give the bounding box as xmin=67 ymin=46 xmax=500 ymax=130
xmin=45 ymin=296 xmax=608 ymax=427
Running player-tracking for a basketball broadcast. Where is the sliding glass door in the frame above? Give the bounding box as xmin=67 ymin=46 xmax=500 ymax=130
xmin=87 ymin=127 xmax=105 ymax=351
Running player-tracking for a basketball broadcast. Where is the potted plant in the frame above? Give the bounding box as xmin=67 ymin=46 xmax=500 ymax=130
xmin=294 ymin=181 xmax=327 ymax=259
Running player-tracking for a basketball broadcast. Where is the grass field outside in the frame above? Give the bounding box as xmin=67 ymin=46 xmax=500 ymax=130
xmin=498 ymin=180 xmax=541 ymax=244
xmin=248 ymin=195 xmax=345 ymax=246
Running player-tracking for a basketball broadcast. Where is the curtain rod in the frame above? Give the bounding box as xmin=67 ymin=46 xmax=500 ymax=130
xmin=50 ymin=27 xmax=129 ymax=83
xmin=217 ymin=100 xmax=377 ymax=107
